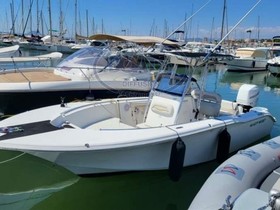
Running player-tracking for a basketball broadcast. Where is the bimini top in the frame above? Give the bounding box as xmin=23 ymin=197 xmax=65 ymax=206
xmin=88 ymin=34 xmax=179 ymax=47
xmin=235 ymin=47 xmax=273 ymax=58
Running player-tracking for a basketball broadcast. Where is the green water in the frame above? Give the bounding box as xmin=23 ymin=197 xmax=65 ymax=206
xmin=0 ymin=151 xmax=79 ymax=210
xmin=1 ymin=54 xmax=280 ymax=209
xmin=0 ymin=150 xmax=218 ymax=210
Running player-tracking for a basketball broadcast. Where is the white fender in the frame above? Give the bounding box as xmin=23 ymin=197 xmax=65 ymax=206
xmin=189 ymin=135 xmax=280 ymax=210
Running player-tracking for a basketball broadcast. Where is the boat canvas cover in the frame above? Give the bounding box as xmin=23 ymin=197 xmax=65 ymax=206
xmin=235 ymin=48 xmax=255 ymax=57
xmin=88 ymin=34 xmax=179 ymax=46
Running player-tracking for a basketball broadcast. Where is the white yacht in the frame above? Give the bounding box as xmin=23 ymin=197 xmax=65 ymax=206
xmin=0 ymin=47 xmax=155 ymax=116
xmin=225 ymin=47 xmax=280 ymax=72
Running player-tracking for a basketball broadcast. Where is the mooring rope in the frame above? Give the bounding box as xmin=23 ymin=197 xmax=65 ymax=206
xmin=0 ymin=152 xmax=26 ymax=164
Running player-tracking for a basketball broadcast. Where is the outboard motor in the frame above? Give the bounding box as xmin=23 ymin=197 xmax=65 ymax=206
xmin=236 ymin=84 xmax=259 ymax=113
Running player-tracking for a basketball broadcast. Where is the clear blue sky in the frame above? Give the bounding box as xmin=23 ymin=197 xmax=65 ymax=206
xmin=0 ymin=0 xmax=279 ymax=40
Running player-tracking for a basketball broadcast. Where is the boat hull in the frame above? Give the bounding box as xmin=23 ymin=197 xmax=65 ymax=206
xmin=55 ymin=118 xmax=274 ymax=174
xmin=53 ymin=116 xmax=274 ymax=175
xmin=226 ymin=58 xmax=268 ymax=72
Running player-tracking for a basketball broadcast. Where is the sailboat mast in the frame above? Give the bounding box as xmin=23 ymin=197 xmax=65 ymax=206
xmin=36 ymin=0 xmax=39 ymax=33
xmin=10 ymin=0 xmax=15 ymax=34
xmin=30 ymin=0 xmax=32 ymax=35
xmin=86 ymin=9 xmax=89 ymax=38
xmin=79 ymin=11 xmax=82 ymax=35
xmin=40 ymin=10 xmax=44 ymax=35
xmin=183 ymin=13 xmax=187 ymax=42
xmin=220 ymin=0 xmax=226 ymax=40
xmin=257 ymin=15 xmax=260 ymax=41
xmin=22 ymin=0 xmax=34 ymax=37
xmin=75 ymin=0 xmax=77 ymax=39
xmin=92 ymin=17 xmax=95 ymax=35
xmin=21 ymin=0 xmax=24 ymax=33
xmin=210 ymin=17 xmax=214 ymax=42
xmin=59 ymin=0 xmax=64 ymax=39
xmin=101 ymin=19 xmax=104 ymax=34
xmin=48 ymin=0 xmax=52 ymax=43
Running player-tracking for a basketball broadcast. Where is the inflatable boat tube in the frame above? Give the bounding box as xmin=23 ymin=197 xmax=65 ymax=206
xmin=189 ymin=135 xmax=280 ymax=210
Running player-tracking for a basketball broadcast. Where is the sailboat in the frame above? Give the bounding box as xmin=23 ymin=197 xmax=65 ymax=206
xmin=43 ymin=0 xmax=79 ymax=53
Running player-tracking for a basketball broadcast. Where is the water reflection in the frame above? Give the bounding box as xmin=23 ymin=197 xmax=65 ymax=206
xmin=220 ymin=70 xmax=266 ymax=87
xmin=32 ymin=161 xmax=218 ymax=210
xmin=219 ymin=69 xmax=280 ymax=91
xmin=265 ymin=75 xmax=280 ymax=94
xmin=0 ymin=150 xmax=79 ymax=210
xmin=0 ymin=149 xmax=217 ymax=210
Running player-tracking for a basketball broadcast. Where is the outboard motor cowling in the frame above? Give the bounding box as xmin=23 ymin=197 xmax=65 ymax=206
xmin=236 ymin=84 xmax=259 ymax=113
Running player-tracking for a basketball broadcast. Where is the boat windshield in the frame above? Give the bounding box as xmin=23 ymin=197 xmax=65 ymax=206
xmin=57 ymin=47 xmax=111 ymax=68
xmin=155 ymin=73 xmax=197 ymax=96
xmin=56 ymin=47 xmax=148 ymax=71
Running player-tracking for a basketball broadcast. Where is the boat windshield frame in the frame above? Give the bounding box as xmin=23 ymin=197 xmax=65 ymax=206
xmin=55 ymin=46 xmax=154 ymax=72
xmin=154 ymin=73 xmax=197 ymax=96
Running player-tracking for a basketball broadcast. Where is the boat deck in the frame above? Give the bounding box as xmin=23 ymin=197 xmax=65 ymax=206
xmin=0 ymin=70 xmax=70 ymax=82
xmin=0 ymin=120 xmax=62 ymax=140
xmin=86 ymin=118 xmax=134 ymax=130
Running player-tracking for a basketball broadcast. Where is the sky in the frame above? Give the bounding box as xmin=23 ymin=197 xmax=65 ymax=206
xmin=0 ymin=0 xmax=280 ymax=40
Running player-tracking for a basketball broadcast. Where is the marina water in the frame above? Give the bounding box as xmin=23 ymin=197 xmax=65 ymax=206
xmin=0 ymin=51 xmax=280 ymax=209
